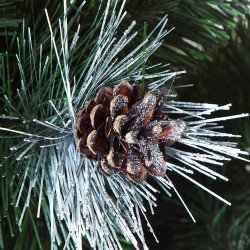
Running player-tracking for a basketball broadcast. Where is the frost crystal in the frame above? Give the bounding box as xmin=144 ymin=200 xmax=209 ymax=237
xmin=0 ymin=0 xmax=249 ymax=249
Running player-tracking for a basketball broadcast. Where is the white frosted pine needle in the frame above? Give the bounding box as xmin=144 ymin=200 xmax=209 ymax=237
xmin=0 ymin=0 xmax=249 ymax=249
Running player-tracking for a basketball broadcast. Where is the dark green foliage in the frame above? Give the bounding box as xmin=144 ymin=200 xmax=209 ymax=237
xmin=125 ymin=0 xmax=248 ymax=71
xmin=0 ymin=0 xmax=23 ymax=37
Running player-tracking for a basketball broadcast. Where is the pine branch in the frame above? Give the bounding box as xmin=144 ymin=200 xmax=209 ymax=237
xmin=125 ymin=0 xmax=248 ymax=71
xmin=0 ymin=1 xmax=249 ymax=249
xmin=0 ymin=0 xmax=23 ymax=37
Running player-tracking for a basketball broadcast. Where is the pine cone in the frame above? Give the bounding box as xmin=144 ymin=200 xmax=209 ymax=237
xmin=75 ymin=82 xmax=185 ymax=183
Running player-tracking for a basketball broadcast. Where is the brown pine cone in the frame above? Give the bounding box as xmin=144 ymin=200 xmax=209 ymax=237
xmin=75 ymin=81 xmax=185 ymax=184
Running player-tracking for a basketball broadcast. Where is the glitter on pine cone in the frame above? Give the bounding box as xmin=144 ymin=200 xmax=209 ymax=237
xmin=75 ymin=81 xmax=186 ymax=183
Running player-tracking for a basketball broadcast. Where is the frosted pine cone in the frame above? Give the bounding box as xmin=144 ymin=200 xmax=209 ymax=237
xmin=75 ymin=82 xmax=186 ymax=183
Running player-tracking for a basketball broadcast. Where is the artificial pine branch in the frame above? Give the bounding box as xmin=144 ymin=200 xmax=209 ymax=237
xmin=0 ymin=0 xmax=249 ymax=250
xmin=125 ymin=0 xmax=248 ymax=71
xmin=0 ymin=0 xmax=23 ymax=37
